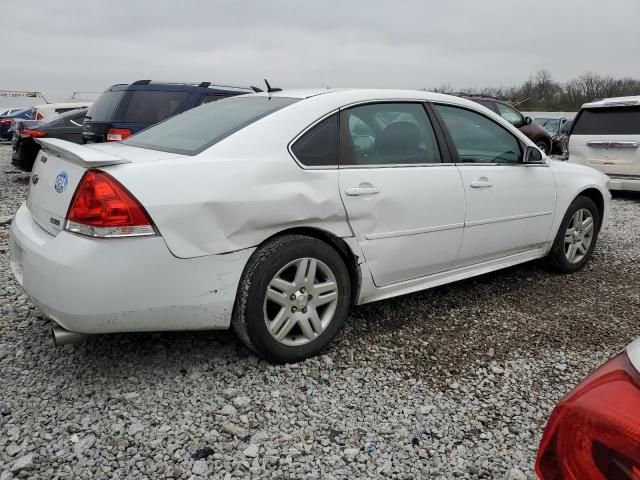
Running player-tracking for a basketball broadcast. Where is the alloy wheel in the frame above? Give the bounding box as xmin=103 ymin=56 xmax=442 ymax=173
xmin=564 ymin=208 xmax=594 ymax=264
xmin=263 ymin=257 xmax=339 ymax=346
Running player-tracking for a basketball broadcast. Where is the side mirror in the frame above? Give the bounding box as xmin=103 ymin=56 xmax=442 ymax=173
xmin=524 ymin=116 xmax=533 ymax=125
xmin=524 ymin=145 xmax=545 ymax=163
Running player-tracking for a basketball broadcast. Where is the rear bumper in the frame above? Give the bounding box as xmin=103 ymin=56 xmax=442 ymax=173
xmin=10 ymin=203 xmax=253 ymax=334
xmin=607 ymin=175 xmax=640 ymax=192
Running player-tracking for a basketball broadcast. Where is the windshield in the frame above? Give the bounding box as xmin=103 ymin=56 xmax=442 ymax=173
xmin=124 ymin=96 xmax=299 ymax=155
xmin=534 ymin=118 xmax=561 ymax=134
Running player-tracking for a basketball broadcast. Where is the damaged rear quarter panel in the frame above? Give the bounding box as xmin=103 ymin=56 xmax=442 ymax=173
xmin=106 ymin=152 xmax=351 ymax=259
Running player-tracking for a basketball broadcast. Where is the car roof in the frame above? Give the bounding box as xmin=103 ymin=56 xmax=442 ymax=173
xmin=107 ymin=81 xmax=253 ymax=94
xmin=461 ymin=94 xmax=499 ymax=101
xmin=253 ymin=88 xmax=478 ymax=106
xmin=582 ymin=95 xmax=640 ymax=109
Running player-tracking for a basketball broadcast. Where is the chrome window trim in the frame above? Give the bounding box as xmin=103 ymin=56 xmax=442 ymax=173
xmin=627 ymin=337 xmax=640 ymax=374
xmin=454 ymin=161 xmax=549 ymax=167
xmin=340 ymin=163 xmax=454 ymax=170
xmin=288 ymin=100 xmax=450 ymax=170
xmin=287 ymin=98 xmax=548 ymax=170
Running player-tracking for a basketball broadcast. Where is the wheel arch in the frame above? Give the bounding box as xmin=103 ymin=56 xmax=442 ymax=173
xmin=258 ymin=227 xmax=362 ymax=305
xmin=576 ymin=187 xmax=605 ymax=228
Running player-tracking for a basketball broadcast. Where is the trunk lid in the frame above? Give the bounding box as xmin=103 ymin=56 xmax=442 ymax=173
xmin=27 ymin=138 xmax=131 ymax=236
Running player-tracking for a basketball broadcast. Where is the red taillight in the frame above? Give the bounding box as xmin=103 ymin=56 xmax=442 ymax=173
xmin=0 ymin=119 xmax=11 ymax=125
xmin=65 ymin=169 xmax=156 ymax=238
xmin=536 ymin=353 xmax=640 ymax=479
xmin=106 ymin=128 xmax=133 ymax=142
xmin=21 ymin=129 xmax=47 ymax=138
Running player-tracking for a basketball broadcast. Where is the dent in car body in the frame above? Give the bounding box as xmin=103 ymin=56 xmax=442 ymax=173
xmin=109 ymin=155 xmax=352 ymax=259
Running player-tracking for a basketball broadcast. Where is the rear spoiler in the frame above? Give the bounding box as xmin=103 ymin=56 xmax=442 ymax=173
xmin=35 ymin=138 xmax=131 ymax=167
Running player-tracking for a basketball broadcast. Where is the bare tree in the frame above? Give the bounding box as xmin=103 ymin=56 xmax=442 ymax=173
xmin=432 ymin=71 xmax=640 ymax=110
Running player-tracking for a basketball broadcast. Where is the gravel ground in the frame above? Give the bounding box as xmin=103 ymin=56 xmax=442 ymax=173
xmin=0 ymin=144 xmax=639 ymax=479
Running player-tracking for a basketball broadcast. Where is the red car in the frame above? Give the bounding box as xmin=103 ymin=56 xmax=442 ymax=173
xmin=536 ymin=338 xmax=640 ymax=479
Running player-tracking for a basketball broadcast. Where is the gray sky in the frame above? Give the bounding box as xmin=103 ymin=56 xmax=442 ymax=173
xmin=2 ymin=0 xmax=640 ymax=105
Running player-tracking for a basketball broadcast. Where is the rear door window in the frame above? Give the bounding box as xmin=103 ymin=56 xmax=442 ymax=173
xmin=86 ymin=90 xmax=125 ymax=122
xmin=572 ymin=107 xmax=640 ymax=135
xmin=118 ymin=91 xmax=190 ymax=123
xmin=339 ymin=103 xmax=441 ymax=166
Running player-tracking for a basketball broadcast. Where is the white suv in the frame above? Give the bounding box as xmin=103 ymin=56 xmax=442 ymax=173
xmin=568 ymin=96 xmax=640 ymax=191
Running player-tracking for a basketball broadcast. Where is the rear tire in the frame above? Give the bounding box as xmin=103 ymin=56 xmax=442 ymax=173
xmin=232 ymin=234 xmax=351 ymax=363
xmin=545 ymin=196 xmax=600 ymax=273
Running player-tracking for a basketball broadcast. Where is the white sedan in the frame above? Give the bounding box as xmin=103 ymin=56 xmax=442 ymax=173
xmin=10 ymin=89 xmax=610 ymax=362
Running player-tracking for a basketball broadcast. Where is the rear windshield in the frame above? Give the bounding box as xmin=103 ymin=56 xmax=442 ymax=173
xmin=125 ymin=96 xmax=299 ymax=155
xmin=86 ymin=90 xmax=124 ymax=122
xmin=116 ymin=90 xmax=190 ymax=123
xmin=572 ymin=106 xmax=640 ymax=135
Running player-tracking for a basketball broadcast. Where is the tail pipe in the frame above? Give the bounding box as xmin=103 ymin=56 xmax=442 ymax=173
xmin=51 ymin=325 xmax=88 ymax=346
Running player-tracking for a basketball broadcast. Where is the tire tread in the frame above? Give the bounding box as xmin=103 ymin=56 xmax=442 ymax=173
xmin=232 ymin=234 xmax=350 ymax=362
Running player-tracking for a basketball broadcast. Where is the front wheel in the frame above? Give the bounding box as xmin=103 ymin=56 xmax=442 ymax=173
xmin=545 ymin=196 xmax=600 ymax=273
xmin=232 ymin=234 xmax=351 ymax=363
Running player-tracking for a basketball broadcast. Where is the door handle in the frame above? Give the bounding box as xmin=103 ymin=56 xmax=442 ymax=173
xmin=345 ymin=184 xmax=379 ymax=196
xmin=470 ymin=178 xmax=493 ymax=188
